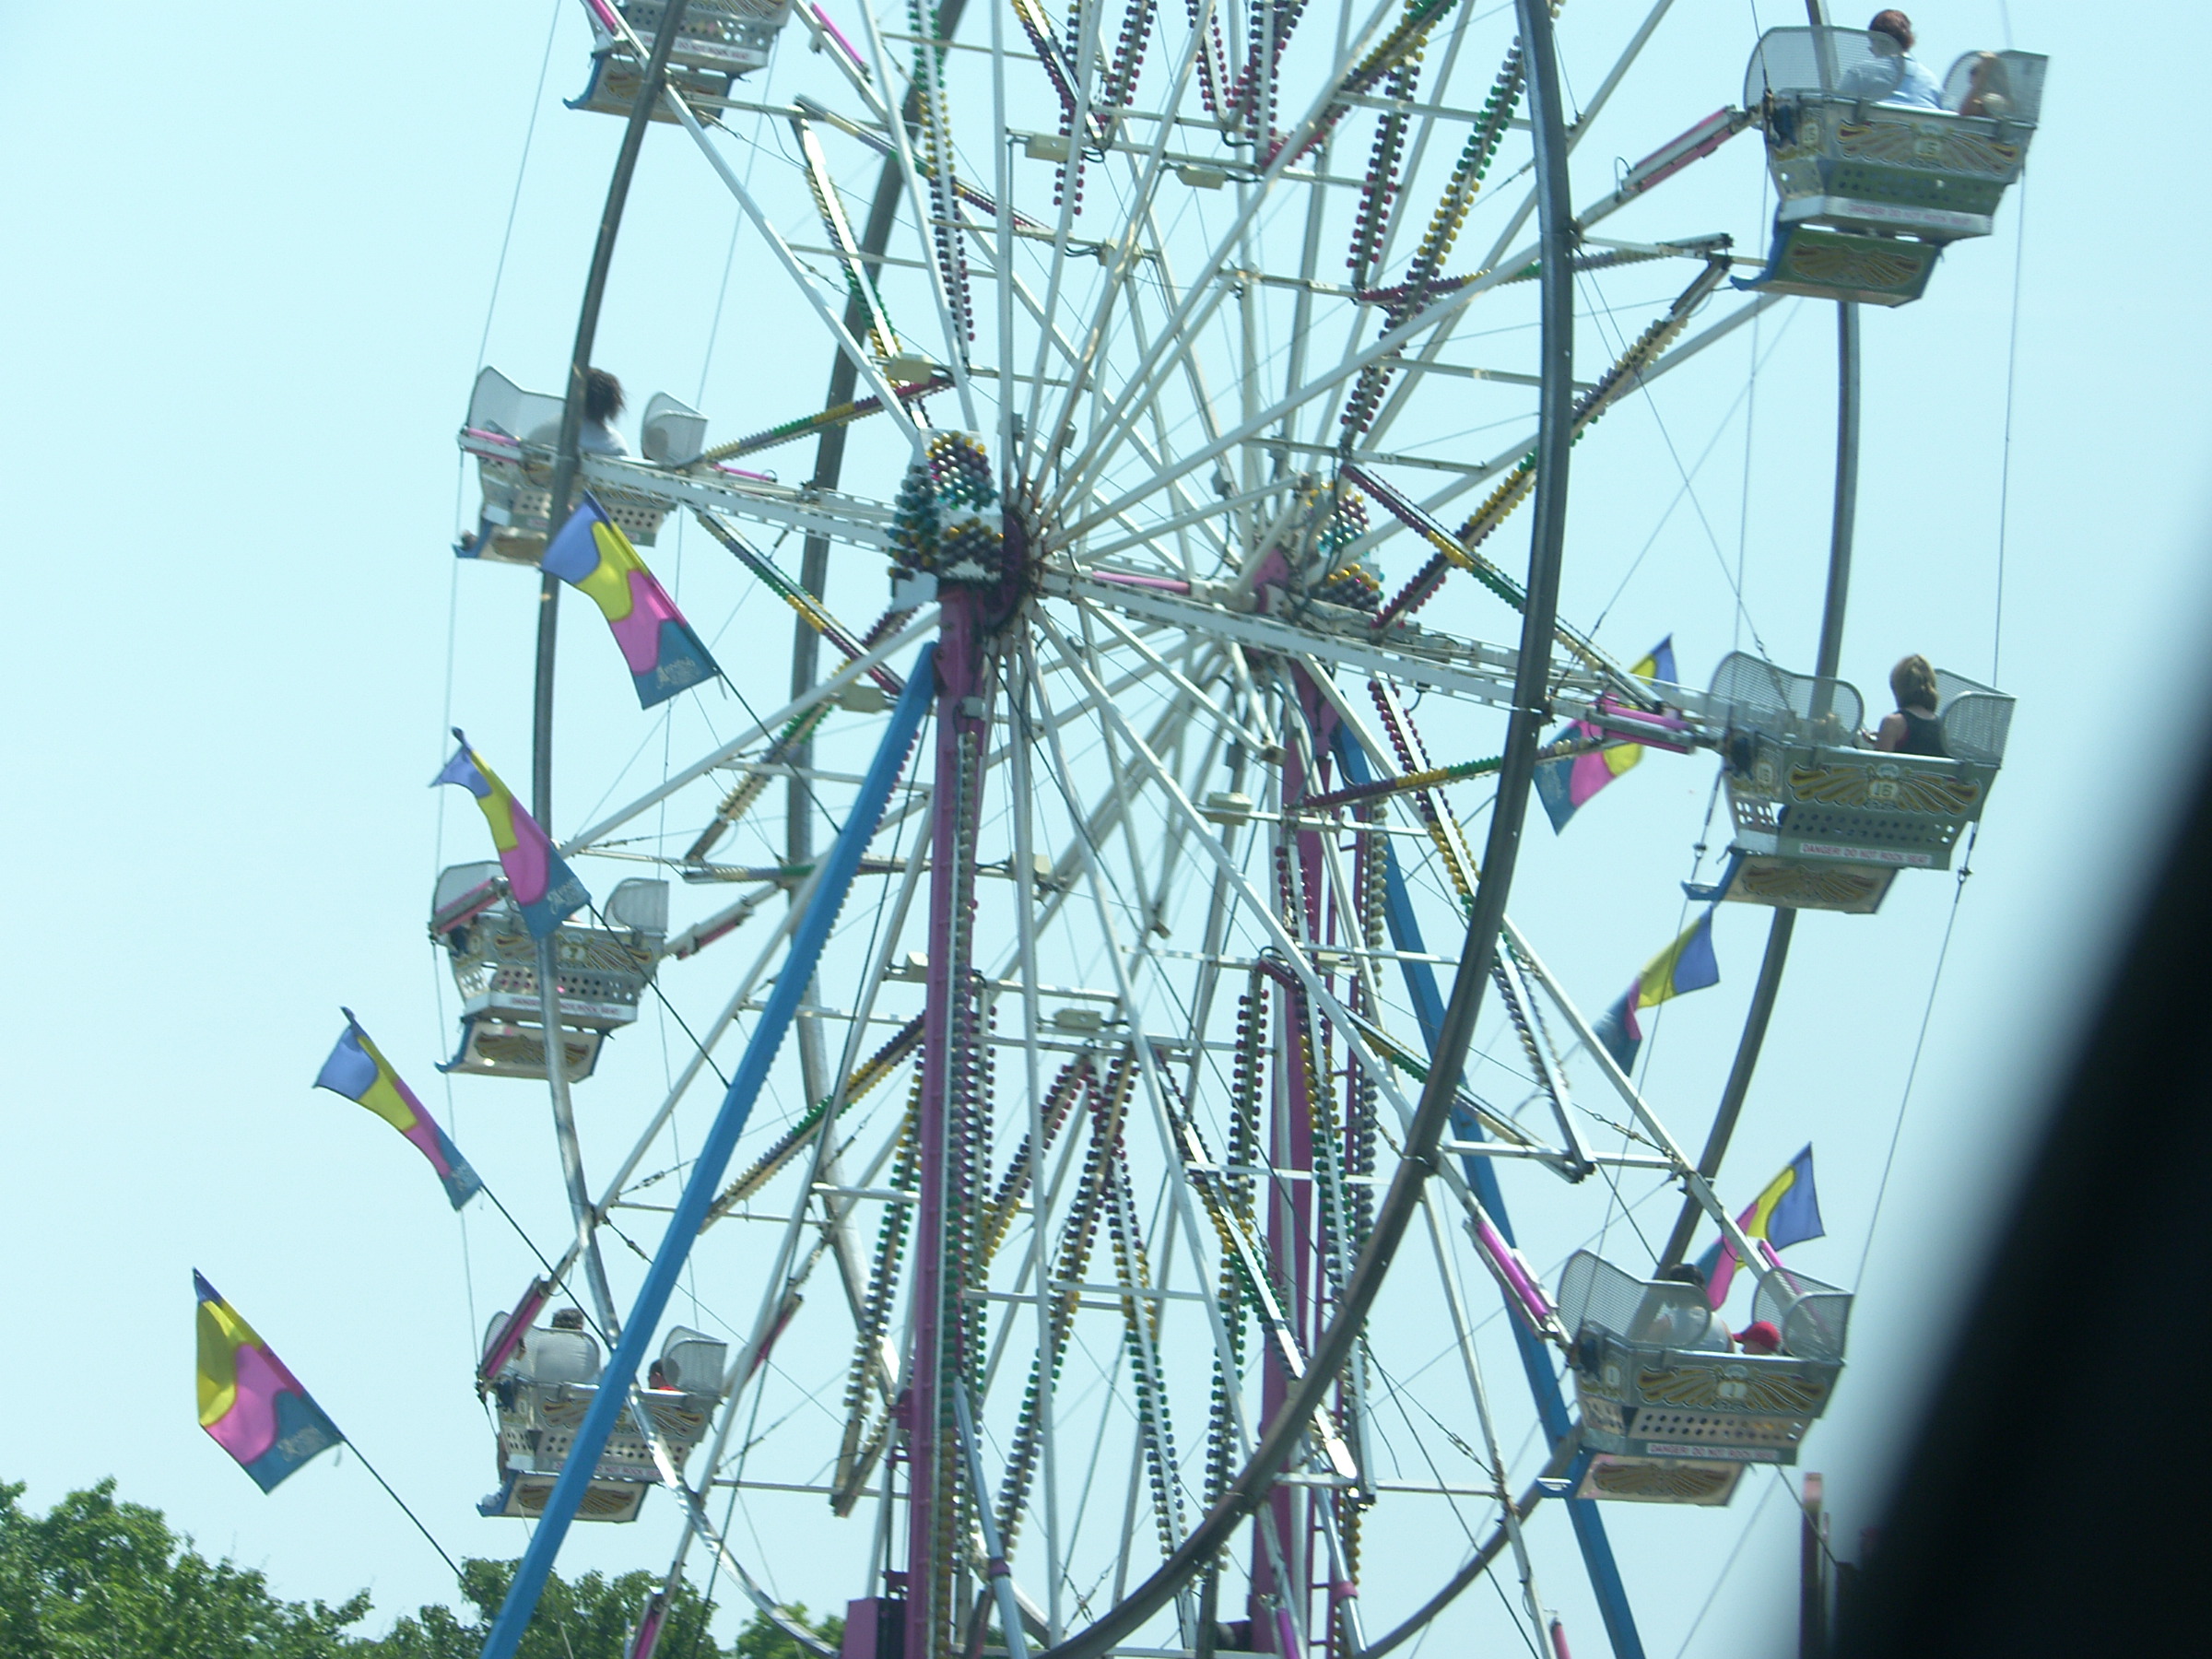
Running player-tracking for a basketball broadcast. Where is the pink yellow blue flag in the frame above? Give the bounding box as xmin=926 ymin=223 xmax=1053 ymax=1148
xmin=194 ymin=1272 xmax=342 ymax=1494
xmin=314 ymin=1010 xmax=483 ymax=1209
xmin=432 ymin=731 xmax=589 ymax=941
xmin=1534 ymin=637 xmax=1677 ymax=832
xmin=1594 ymin=905 xmax=1720 ymax=1071
xmin=543 ymin=496 xmax=719 ymax=708
xmin=1695 ymin=1146 xmax=1826 ymax=1307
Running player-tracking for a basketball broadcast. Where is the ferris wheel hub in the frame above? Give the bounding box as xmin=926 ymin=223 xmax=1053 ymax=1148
xmin=888 ymin=431 xmax=1047 ymax=631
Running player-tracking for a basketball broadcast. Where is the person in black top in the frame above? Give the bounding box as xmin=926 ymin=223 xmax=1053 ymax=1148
xmin=1868 ymin=654 xmax=1947 ymax=756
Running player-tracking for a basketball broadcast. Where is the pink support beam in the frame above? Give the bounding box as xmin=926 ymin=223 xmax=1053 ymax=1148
xmin=1469 ymin=1212 xmax=1557 ymax=1334
xmin=809 ymin=4 xmax=869 ymax=79
xmin=477 ymin=1277 xmax=553 ymax=1385
xmin=906 ymin=592 xmax=987 ymax=1659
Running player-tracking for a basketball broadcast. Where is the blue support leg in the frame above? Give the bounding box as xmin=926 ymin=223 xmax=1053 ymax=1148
xmin=479 ymin=644 xmax=939 ymax=1659
xmin=1333 ymin=733 xmax=1645 ymax=1659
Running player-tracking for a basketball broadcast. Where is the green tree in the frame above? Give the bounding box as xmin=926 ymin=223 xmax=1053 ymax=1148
xmin=367 ymin=1559 xmax=727 ymax=1659
xmin=0 ymin=1478 xmax=370 ymax=1658
xmin=0 ymin=1477 xmax=842 ymax=1659
xmin=729 ymin=1604 xmax=843 ymax=1659
xmin=360 ymin=1576 xmax=844 ymax=1659
xmin=0 ymin=1477 xmax=844 ymax=1659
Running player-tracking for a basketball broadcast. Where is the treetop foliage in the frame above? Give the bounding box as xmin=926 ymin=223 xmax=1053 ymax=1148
xmin=0 ymin=1480 xmax=841 ymax=1659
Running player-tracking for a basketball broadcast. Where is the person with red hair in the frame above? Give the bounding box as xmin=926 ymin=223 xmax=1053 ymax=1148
xmin=1841 ymin=10 xmax=1946 ymax=108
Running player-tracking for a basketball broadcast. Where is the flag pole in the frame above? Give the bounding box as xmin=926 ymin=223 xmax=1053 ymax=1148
xmin=342 ymin=1437 xmax=466 ymax=1584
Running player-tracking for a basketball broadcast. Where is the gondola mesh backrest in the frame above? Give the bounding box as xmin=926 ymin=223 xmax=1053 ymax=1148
xmin=1744 ymin=26 xmax=1892 ymax=103
xmin=1559 ymin=1252 xmax=1710 ymax=1343
xmin=1753 ymin=1270 xmax=1855 ymax=1362
xmin=1933 ymin=668 xmax=2016 ymax=764
xmin=467 ymin=366 xmax=562 ymax=442
xmin=1940 ymin=50 xmax=2048 ymax=123
xmin=1709 ymin=652 xmax=1864 ymax=740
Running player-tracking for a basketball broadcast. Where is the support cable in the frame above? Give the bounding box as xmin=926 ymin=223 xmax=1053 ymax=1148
xmin=476 ymin=0 xmax=565 ymax=380
xmin=1854 ymin=844 xmax=1972 ymax=1281
xmin=1667 ymin=1472 xmax=1781 ymax=1658
xmin=345 ymin=1438 xmax=466 ymax=1584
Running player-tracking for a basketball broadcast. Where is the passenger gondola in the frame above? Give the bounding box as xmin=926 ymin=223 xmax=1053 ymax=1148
xmin=1736 ymin=25 xmax=2045 ymax=304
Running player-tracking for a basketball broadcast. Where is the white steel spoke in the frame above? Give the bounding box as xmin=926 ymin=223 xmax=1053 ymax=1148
xmin=563 ymin=607 xmax=940 ymax=854
xmin=854 ymin=2 xmax=983 ymax=426
xmin=1038 ymin=0 xmax=1217 ymax=477
xmin=1061 ymin=245 xmax=1538 ymax=542
xmin=1043 ymin=0 xmax=1417 ymax=518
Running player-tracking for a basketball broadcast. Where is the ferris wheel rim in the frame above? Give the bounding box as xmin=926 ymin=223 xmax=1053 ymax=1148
xmin=465 ymin=1 xmax=1881 ymax=1653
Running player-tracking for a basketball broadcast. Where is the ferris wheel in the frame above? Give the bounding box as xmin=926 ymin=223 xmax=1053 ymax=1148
xmin=424 ymin=4 xmax=2041 ymax=1658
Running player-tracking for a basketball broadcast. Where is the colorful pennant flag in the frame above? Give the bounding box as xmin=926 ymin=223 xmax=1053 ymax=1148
xmin=1594 ymin=905 xmax=1720 ymax=1072
xmin=314 ymin=1010 xmax=483 ymax=1209
xmin=1534 ymin=636 xmax=1677 ymax=832
xmin=194 ymin=1273 xmax=342 ymax=1494
xmin=1694 ymin=1146 xmax=1827 ymax=1307
xmin=432 ymin=731 xmax=588 ymax=941
xmin=543 ymin=495 xmax=719 ymax=708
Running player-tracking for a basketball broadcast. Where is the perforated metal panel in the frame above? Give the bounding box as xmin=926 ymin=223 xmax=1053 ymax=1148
xmin=609 ymin=0 xmax=794 ymax=72
xmin=1940 ymin=49 xmax=2049 ymax=123
xmin=587 ymin=485 xmax=671 ymax=547
xmin=1744 ymin=26 xmax=1896 ymax=102
xmin=1627 ymin=1408 xmax=1806 ymax=1449
xmin=1937 ymin=677 xmax=2016 ymax=764
xmin=1712 ymin=712 xmax=2003 ymax=908
xmin=467 ymin=366 xmax=563 ymax=440
xmin=1563 ymin=1251 xmax=1856 ymax=1366
xmin=641 ymin=392 xmax=708 ymax=465
xmin=1571 ymin=1324 xmax=1843 ymax=1473
xmin=660 ymin=1326 xmax=729 ymax=1394
xmin=481 ymin=1358 xmax=720 ymax=1523
xmin=606 ymin=877 xmax=671 ymax=935
xmin=434 ymin=878 xmax=665 ymax=1039
xmin=1759 ymin=89 xmax=2035 ymax=247
xmin=1559 ymin=1252 xmax=1725 ymax=1347
xmin=1750 ymin=29 xmax=2043 ymax=122
xmin=1558 ymin=1251 xmax=1661 ymax=1341
xmin=1728 ymin=790 xmax=1782 ymax=836
xmin=1754 ymin=1272 xmax=1855 ymax=1364
xmin=462 ymin=367 xmax=670 ymax=552
xmin=1708 ymin=652 xmax=1865 ymax=740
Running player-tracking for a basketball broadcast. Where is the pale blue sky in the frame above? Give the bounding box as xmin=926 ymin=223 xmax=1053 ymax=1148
xmin=0 ymin=2 xmax=2202 ymax=1653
